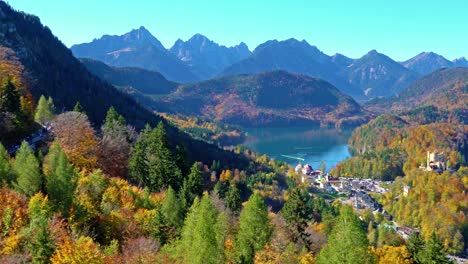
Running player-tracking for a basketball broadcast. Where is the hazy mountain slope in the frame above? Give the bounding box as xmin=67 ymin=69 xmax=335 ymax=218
xmin=402 ymin=52 xmax=453 ymax=75
xmin=80 ymin=58 xmax=178 ymax=95
xmin=342 ymin=50 xmax=420 ymax=98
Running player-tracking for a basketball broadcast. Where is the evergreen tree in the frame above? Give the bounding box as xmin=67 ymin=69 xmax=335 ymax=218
xmin=128 ymin=137 xmax=148 ymax=186
xmin=147 ymin=122 xmax=182 ymax=191
xmin=418 ymin=233 xmax=452 ymax=264
xmin=104 ymin=106 xmax=125 ymax=129
xmin=13 ymin=141 xmax=41 ymax=197
xmin=44 ymin=141 xmax=77 ymax=217
xmin=225 ymin=182 xmax=242 ymax=213
xmin=316 ymin=205 xmax=373 ymax=264
xmin=34 ymin=95 xmax=55 ymax=124
xmin=129 ymin=122 xmax=182 ymax=191
xmin=0 ymin=79 xmax=20 ymax=113
xmin=407 ymin=233 xmax=424 ymax=262
xmin=236 ymin=192 xmax=272 ymax=264
xmin=162 ymin=186 xmax=184 ymax=232
xmin=178 ymin=194 xmax=227 ymax=264
xmin=0 ymin=143 xmax=13 ymax=186
xmin=175 ymin=144 xmax=190 ymax=176
xmin=73 ymin=101 xmax=84 ymax=113
xmin=280 ymin=187 xmax=313 ymax=249
xmin=180 ymin=162 xmax=204 ymax=211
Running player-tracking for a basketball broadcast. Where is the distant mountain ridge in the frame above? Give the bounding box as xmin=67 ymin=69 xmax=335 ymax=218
xmin=401 ymin=52 xmax=454 ymax=75
xmin=71 ymin=26 xmax=198 ymax=82
xmin=169 ymin=33 xmax=251 ymax=79
xmin=343 ymin=50 xmax=420 ymax=97
xmin=71 ymin=26 xmax=467 ymax=101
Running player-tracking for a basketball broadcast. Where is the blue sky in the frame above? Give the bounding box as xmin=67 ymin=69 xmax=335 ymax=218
xmin=7 ymin=0 xmax=468 ymax=60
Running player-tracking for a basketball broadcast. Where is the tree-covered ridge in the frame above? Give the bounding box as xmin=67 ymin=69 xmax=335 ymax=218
xmin=334 ymin=114 xmax=466 ymax=180
xmin=365 ymin=67 xmax=468 ymax=116
xmin=153 ymin=70 xmax=369 ymax=128
xmin=378 ymin=168 xmax=468 ymax=255
xmin=80 ymin=58 xmax=178 ymax=96
xmin=159 ymin=113 xmax=246 ymax=146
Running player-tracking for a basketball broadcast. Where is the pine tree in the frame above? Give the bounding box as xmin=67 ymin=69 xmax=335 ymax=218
xmin=162 ymin=186 xmax=184 ymax=232
xmin=225 ymin=182 xmax=242 ymax=213
xmin=104 ymin=106 xmax=125 ymax=129
xmin=419 ymin=233 xmax=452 ymax=264
xmin=175 ymin=144 xmax=190 ymax=176
xmin=13 ymin=141 xmax=41 ymax=197
xmin=236 ymin=192 xmax=272 ymax=264
xmin=147 ymin=122 xmax=182 ymax=191
xmin=178 ymin=194 xmax=227 ymax=264
xmin=407 ymin=233 xmax=424 ymax=262
xmin=280 ymin=187 xmax=313 ymax=249
xmin=0 ymin=79 xmax=20 ymax=113
xmin=180 ymin=162 xmax=204 ymax=211
xmin=73 ymin=101 xmax=84 ymax=113
xmin=34 ymin=95 xmax=55 ymax=124
xmin=44 ymin=141 xmax=77 ymax=217
xmin=0 ymin=143 xmax=13 ymax=186
xmin=128 ymin=137 xmax=148 ymax=186
xmin=316 ymin=205 xmax=373 ymax=264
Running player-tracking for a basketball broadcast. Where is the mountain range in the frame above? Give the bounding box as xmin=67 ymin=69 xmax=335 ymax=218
xmin=71 ymin=27 xmax=467 ymax=101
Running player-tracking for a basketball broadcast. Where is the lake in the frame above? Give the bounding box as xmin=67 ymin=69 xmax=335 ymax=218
xmin=243 ymin=127 xmax=352 ymax=172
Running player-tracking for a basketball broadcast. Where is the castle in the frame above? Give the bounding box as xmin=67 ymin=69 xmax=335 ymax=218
xmin=426 ymin=150 xmax=446 ymax=172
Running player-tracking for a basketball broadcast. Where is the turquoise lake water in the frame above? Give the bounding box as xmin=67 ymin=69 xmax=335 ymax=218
xmin=243 ymin=127 xmax=352 ymax=172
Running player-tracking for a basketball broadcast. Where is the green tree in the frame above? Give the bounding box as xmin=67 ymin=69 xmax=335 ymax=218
xmin=128 ymin=136 xmax=148 ymax=186
xmin=13 ymin=141 xmax=41 ymax=197
xmin=280 ymin=187 xmax=313 ymax=249
xmin=0 ymin=79 xmax=20 ymax=113
xmin=225 ymin=182 xmax=242 ymax=213
xmin=418 ymin=233 xmax=452 ymax=264
xmin=180 ymin=162 xmax=204 ymax=210
xmin=26 ymin=193 xmax=54 ymax=264
xmin=316 ymin=205 xmax=373 ymax=264
xmin=73 ymin=101 xmax=84 ymax=113
xmin=34 ymin=95 xmax=55 ymax=124
xmin=104 ymin=106 xmax=125 ymax=129
xmin=147 ymin=122 xmax=182 ymax=191
xmin=236 ymin=192 xmax=272 ymax=264
xmin=162 ymin=186 xmax=184 ymax=232
xmin=44 ymin=141 xmax=77 ymax=217
xmin=0 ymin=143 xmax=14 ymax=185
xmin=178 ymin=194 xmax=227 ymax=264
xmin=129 ymin=122 xmax=182 ymax=192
